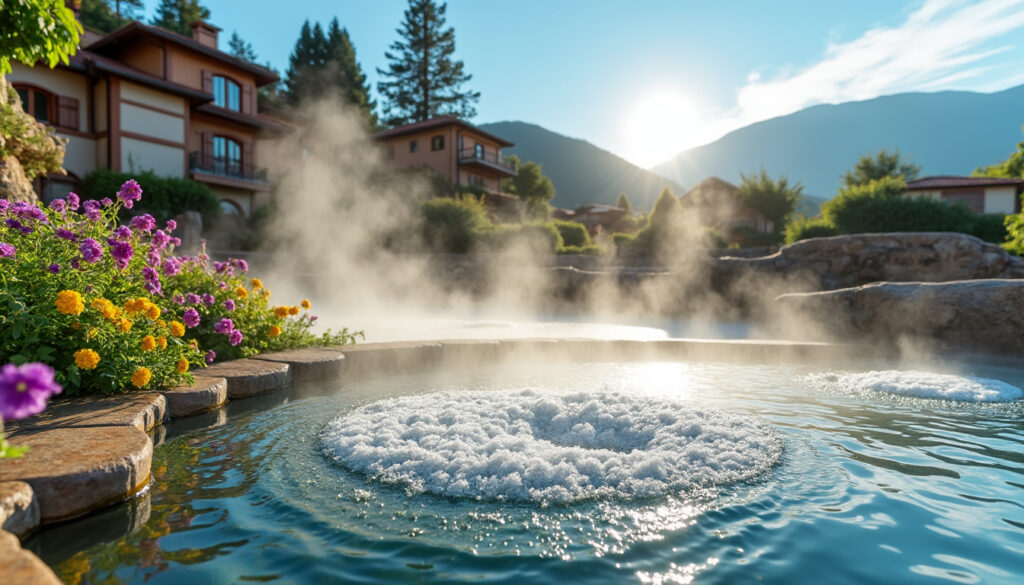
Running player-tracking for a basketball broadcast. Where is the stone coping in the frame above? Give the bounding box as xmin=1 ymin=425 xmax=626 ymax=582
xmin=200 ymin=358 xmax=291 ymax=399
xmin=252 ymin=348 xmax=346 ymax=383
xmin=163 ymin=376 xmax=227 ymax=418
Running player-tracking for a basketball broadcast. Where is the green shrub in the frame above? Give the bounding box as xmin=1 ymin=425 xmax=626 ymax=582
xmin=1004 ymin=213 xmax=1024 ymax=255
xmin=477 ymin=222 xmax=562 ymax=254
xmin=558 ymin=244 xmax=603 ymax=255
xmin=550 ymin=219 xmax=591 ymax=247
xmin=81 ymin=170 xmax=219 ymax=224
xmin=420 ymin=196 xmax=490 ymax=253
xmin=822 ymin=176 xmax=976 ymax=234
xmin=785 ymin=216 xmax=839 ymax=243
xmin=970 ymin=214 xmax=1008 ymax=244
xmin=611 ymin=232 xmax=636 ymax=248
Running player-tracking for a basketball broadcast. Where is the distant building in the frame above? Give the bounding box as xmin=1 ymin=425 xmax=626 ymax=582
xmin=903 ymin=176 xmax=1023 ymax=214
xmin=372 ymin=116 xmax=518 ymax=195
xmin=8 ymin=19 xmax=287 ymax=216
xmin=553 ymin=204 xmax=628 ymax=235
xmin=680 ymin=177 xmax=774 ymax=235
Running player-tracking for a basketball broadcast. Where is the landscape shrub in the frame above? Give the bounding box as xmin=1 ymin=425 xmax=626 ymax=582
xmin=477 ymin=222 xmax=562 ymax=254
xmin=420 ymin=196 xmax=490 ymax=253
xmin=81 ymin=169 xmax=220 ymax=225
xmin=822 ymin=176 xmax=976 ymax=234
xmin=969 ymin=213 xmax=1008 ymax=244
xmin=550 ymin=219 xmax=591 ymax=247
xmin=1004 ymin=213 xmax=1024 ymax=255
xmin=0 ymin=180 xmax=358 ymax=395
xmin=784 ymin=216 xmax=839 ymax=243
xmin=611 ymin=232 xmax=636 ymax=247
xmin=558 ymin=244 xmax=603 ymax=255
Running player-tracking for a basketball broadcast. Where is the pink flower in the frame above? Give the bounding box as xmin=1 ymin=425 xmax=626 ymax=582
xmin=0 ymin=362 xmax=62 ymax=420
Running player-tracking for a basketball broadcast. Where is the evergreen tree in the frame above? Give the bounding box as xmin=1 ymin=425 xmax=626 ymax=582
xmin=615 ymin=192 xmax=632 ymax=214
xmin=227 ymin=31 xmax=258 ymax=63
xmin=841 ymin=149 xmax=920 ymax=188
xmin=326 ymin=18 xmax=377 ymax=127
xmin=151 ymin=0 xmax=210 ymax=36
xmin=503 ymin=155 xmax=555 ymax=217
xmin=79 ymin=0 xmax=143 ymax=34
xmin=284 ymin=21 xmax=328 ymax=104
xmin=736 ymin=170 xmax=803 ymax=231
xmin=377 ymin=0 xmax=480 ymax=127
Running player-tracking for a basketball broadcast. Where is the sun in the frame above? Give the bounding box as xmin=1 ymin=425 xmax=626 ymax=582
xmin=623 ymin=89 xmax=701 ymax=169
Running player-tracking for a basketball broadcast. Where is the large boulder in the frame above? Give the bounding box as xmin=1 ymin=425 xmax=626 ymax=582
xmin=772 ymin=279 xmax=1024 ymax=354
xmin=0 ymin=76 xmax=66 ymax=204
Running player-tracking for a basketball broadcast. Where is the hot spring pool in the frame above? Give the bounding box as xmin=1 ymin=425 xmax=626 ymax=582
xmin=29 ymin=359 xmax=1024 ymax=584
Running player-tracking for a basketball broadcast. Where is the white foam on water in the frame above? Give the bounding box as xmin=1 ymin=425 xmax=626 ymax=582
xmin=321 ymin=390 xmax=782 ymax=503
xmin=805 ymin=370 xmax=1023 ymax=402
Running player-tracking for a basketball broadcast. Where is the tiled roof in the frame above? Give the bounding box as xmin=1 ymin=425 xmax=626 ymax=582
xmin=905 ymin=176 xmax=1024 ymax=190
xmin=373 ymin=116 xmax=515 ymax=147
xmin=68 ymin=51 xmax=213 ymax=102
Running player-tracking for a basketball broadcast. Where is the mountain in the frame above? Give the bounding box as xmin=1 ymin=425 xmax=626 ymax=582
xmin=478 ymin=121 xmax=684 ymax=211
xmin=654 ymin=84 xmax=1024 ymax=209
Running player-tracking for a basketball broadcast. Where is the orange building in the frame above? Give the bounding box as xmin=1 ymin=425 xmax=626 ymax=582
xmin=373 ymin=116 xmax=518 ymax=194
xmin=8 ymin=19 xmax=286 ymax=217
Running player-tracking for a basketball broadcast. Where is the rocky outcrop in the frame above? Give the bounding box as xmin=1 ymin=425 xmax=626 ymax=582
xmin=0 ymin=155 xmax=36 ymax=203
xmin=0 ymin=76 xmax=66 ymax=204
xmin=772 ymin=279 xmax=1024 ymax=354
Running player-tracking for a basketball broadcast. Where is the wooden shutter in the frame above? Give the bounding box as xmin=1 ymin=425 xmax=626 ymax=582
xmin=242 ymin=140 xmax=253 ymax=173
xmin=202 ymin=70 xmax=213 ymax=95
xmin=242 ymin=84 xmax=253 ymax=115
xmin=57 ymin=95 xmax=79 ymax=130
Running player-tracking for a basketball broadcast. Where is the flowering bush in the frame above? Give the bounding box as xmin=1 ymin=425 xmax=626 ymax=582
xmin=0 ymin=180 xmax=359 ymax=396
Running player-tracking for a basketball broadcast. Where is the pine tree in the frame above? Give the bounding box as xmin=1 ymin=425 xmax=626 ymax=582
xmin=79 ymin=0 xmax=143 ymax=34
xmin=227 ymin=31 xmax=258 ymax=63
xmin=326 ymin=18 xmax=377 ymax=128
xmin=615 ymin=193 xmax=632 ymax=214
xmin=151 ymin=0 xmax=211 ymax=36
xmin=284 ymin=20 xmax=327 ymax=104
xmin=377 ymin=0 xmax=480 ymax=127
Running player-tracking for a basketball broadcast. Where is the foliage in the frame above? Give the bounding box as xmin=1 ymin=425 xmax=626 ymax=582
xmin=974 ymin=130 xmax=1024 ymax=178
xmin=420 ymin=196 xmax=490 ymax=253
xmin=841 ymin=148 xmax=920 ymax=188
xmin=558 ymin=244 xmax=603 ymax=255
xmin=504 ymin=155 xmax=555 ymax=217
xmin=0 ymin=0 xmax=81 ymax=75
xmin=784 ymin=216 xmax=839 ymax=243
xmin=736 ymin=169 xmax=803 ymax=230
xmin=550 ymin=219 xmax=591 ymax=248
xmin=1004 ymin=213 xmax=1024 ymax=255
xmin=78 ymin=0 xmax=143 ymax=34
xmin=611 ymin=213 xmax=646 ymax=234
xmin=822 ymin=176 xmax=976 ymax=234
xmin=648 ymin=187 xmax=683 ymax=229
xmin=611 ymin=232 xmax=636 ymax=248
xmin=0 ymin=181 xmax=359 ymax=396
xmin=615 ymin=192 xmax=632 ymax=213
xmin=150 ymin=0 xmax=211 ymax=36
xmin=0 ymin=82 xmax=65 ymax=179
xmin=970 ymin=214 xmax=1008 ymax=244
xmin=285 ymin=19 xmax=377 ymax=127
xmin=82 ymin=169 xmax=220 ymax=225
xmin=377 ymin=0 xmax=480 ymax=126
xmin=477 ymin=222 xmax=562 ymax=255
xmin=227 ymin=31 xmax=259 ymax=62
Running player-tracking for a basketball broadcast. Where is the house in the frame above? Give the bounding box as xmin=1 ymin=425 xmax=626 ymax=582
xmin=903 ymin=176 xmax=1023 ymax=215
xmin=553 ymin=204 xmax=628 ymax=235
xmin=7 ymin=18 xmax=286 ymax=217
xmin=372 ymin=116 xmax=518 ymax=195
xmin=680 ymin=177 xmax=774 ymax=235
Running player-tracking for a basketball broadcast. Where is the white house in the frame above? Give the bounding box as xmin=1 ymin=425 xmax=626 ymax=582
xmin=903 ymin=176 xmax=1023 ymax=215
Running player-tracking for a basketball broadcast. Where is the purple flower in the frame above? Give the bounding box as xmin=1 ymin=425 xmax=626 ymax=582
xmin=146 ymin=249 xmax=161 ymax=267
xmin=187 ymin=293 xmax=200 ymax=304
xmin=171 ymin=237 xmax=181 ymax=247
xmin=117 ymin=180 xmax=142 ymax=209
xmin=0 ymin=242 xmax=15 ymax=258
xmin=213 ymin=261 xmax=232 ymax=275
xmin=309 ymin=315 xmax=318 ymax=324
xmin=173 ymin=293 xmax=185 ymax=305
xmin=231 ymin=258 xmax=249 ymax=272
xmin=151 ymin=230 xmax=171 ymax=250
xmin=65 ymin=193 xmax=80 ymax=211
xmin=0 ymin=199 xmax=8 ymax=212
xmin=142 ymin=266 xmax=159 ymax=282
xmin=0 ymin=362 xmax=63 ymax=420
xmin=223 ymin=299 xmax=236 ymax=311
xmin=55 ymin=228 xmax=77 ymax=242
xmin=161 ymin=258 xmax=181 ymax=276
xmin=183 ymin=308 xmax=201 ymax=328
xmin=204 ymin=350 xmax=216 ymax=365
xmin=5 ymin=218 xmax=24 ymax=231
xmin=48 ymin=263 xmax=60 ymax=274
xmin=229 ymin=329 xmax=243 ymax=346
xmin=218 ymin=281 xmax=228 ymax=291
xmin=109 ymin=240 xmax=134 ymax=269
xmin=144 ymin=279 xmax=162 ymax=295
xmin=49 ymin=199 xmax=66 ymax=213
xmin=214 ymin=318 xmax=234 ymax=334
xmin=165 ymin=219 xmax=177 ymax=233
xmin=130 ymin=214 xmax=156 ymax=233
xmin=202 ymin=293 xmax=215 ymax=306
xmin=80 ymin=238 xmax=103 ymax=263
xmin=82 ymin=200 xmax=102 ymax=221
xmin=101 ymin=197 xmax=114 ymax=207
xmin=70 ymin=259 xmax=80 ymax=270
xmin=112 ymin=226 xmax=131 ymax=241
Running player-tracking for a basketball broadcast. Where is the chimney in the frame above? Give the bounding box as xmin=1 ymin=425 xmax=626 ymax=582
xmin=189 ymin=20 xmax=221 ymax=49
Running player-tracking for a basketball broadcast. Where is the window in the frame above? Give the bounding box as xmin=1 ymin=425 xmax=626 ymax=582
xmin=213 ymin=135 xmax=242 ymax=175
xmin=431 ymin=135 xmax=445 ymax=151
xmin=14 ymin=85 xmax=52 ymax=124
xmin=212 ymin=75 xmax=241 ymax=111
xmin=410 ymin=140 xmax=419 ymax=153
xmin=219 ymin=199 xmax=244 ymax=216
xmin=474 ymin=143 xmax=484 ymax=158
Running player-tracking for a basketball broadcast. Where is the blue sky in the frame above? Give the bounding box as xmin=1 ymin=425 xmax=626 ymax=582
xmin=148 ymin=0 xmax=1024 ymax=168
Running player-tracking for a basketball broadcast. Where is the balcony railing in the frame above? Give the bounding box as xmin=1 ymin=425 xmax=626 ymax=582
xmin=458 ymin=148 xmax=518 ymax=174
xmin=188 ymin=152 xmax=268 ymax=183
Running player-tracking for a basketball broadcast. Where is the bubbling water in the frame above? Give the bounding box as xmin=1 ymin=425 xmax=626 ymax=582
xmin=321 ymin=390 xmax=783 ymax=503
xmin=804 ymin=370 xmax=1023 ymax=402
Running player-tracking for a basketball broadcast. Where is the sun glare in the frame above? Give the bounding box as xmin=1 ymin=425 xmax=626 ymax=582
xmin=623 ymin=89 xmax=702 ymax=169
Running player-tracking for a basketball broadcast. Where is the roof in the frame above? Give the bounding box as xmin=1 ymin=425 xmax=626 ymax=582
xmin=684 ymin=177 xmax=738 ymax=198
xmin=373 ymin=116 xmax=515 ymax=147
xmin=87 ymin=21 xmax=278 ymax=86
xmin=905 ymin=176 xmax=1024 ymax=190
xmin=67 ymin=50 xmax=214 ymax=102
xmin=193 ymin=104 xmax=292 ymax=133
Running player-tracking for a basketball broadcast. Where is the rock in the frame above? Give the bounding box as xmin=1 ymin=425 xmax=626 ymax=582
xmin=0 ymin=426 xmax=152 ymax=523
xmin=162 ymin=376 xmax=227 ymax=418
xmin=253 ymin=348 xmax=346 ymax=383
xmin=0 ymin=155 xmax=37 ymax=203
xmin=438 ymin=339 xmax=502 ymax=367
xmin=772 ymin=279 xmax=1024 ymax=354
xmin=340 ymin=342 xmax=442 ymax=378
xmin=0 ymin=481 xmax=38 ymax=539
xmin=0 ymin=530 xmax=61 ymax=585
xmin=200 ymin=358 xmax=290 ymax=399
xmin=5 ymin=393 xmax=166 ymax=435
xmin=0 ymin=77 xmax=65 ymax=205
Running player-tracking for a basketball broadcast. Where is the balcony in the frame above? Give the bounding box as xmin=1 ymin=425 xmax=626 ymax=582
xmin=458 ymin=148 xmax=518 ymax=177
xmin=188 ymin=152 xmax=269 ymax=189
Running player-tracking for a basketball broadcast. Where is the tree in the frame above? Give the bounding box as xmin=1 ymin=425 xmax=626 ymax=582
xmin=615 ymin=192 xmax=632 ymax=214
xmin=736 ymin=170 xmax=803 ymax=231
xmin=974 ymin=128 xmax=1024 ymax=178
xmin=841 ymin=149 xmax=921 ymax=188
xmin=151 ymin=0 xmax=211 ymax=36
xmin=78 ymin=0 xmax=143 ymax=34
xmin=326 ymin=18 xmax=377 ymax=127
xmin=648 ymin=187 xmax=683 ymax=229
xmin=822 ymin=176 xmax=975 ymax=235
xmin=0 ymin=0 xmax=80 ymax=75
xmin=503 ymin=155 xmax=555 ymax=217
xmin=377 ymin=0 xmax=480 ymax=127
xmin=227 ymin=31 xmax=258 ymax=63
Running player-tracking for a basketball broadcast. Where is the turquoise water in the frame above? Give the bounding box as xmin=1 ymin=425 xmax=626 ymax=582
xmin=30 ymin=360 xmax=1024 ymax=584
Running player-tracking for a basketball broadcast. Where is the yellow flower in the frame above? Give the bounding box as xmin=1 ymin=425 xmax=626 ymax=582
xmin=288 ymin=306 xmax=300 ymax=316
xmin=73 ymin=349 xmax=100 ymax=370
xmin=124 ymin=298 xmax=147 ymax=315
xmin=273 ymin=306 xmax=289 ymax=318
xmin=56 ymin=290 xmax=84 ymax=315
xmin=251 ymin=278 xmax=263 ymax=289
xmin=141 ymin=335 xmax=156 ymax=351
xmin=176 ymin=358 xmax=189 ymax=373
xmin=235 ymin=286 xmax=248 ymax=299
xmin=131 ymin=367 xmax=152 ymax=388
xmin=169 ymin=321 xmax=185 ymax=338
xmin=70 ymin=322 xmax=81 ymax=330
xmin=119 ymin=318 xmax=132 ymax=333
xmin=188 ymin=339 xmax=198 ymax=350
xmin=87 ymin=328 xmax=98 ymax=340
xmin=156 ymin=319 xmax=167 ymax=330
xmin=90 ymin=298 xmax=120 ymax=320
xmin=268 ymin=325 xmax=282 ymax=337
xmin=157 ymin=336 xmax=167 ymax=350
xmin=263 ymin=289 xmax=271 ymax=299
xmin=147 ymin=304 xmax=161 ymax=320
xmin=301 ymin=299 xmax=311 ymax=310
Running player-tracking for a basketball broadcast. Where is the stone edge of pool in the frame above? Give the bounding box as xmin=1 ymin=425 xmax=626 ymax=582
xmin=0 ymin=337 xmax=884 ymax=583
